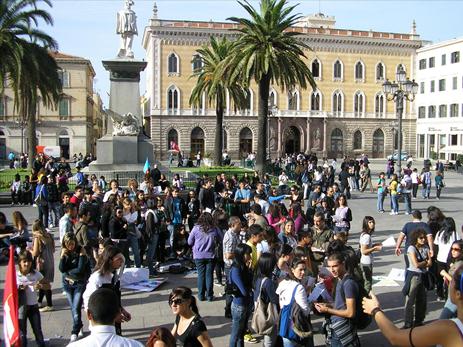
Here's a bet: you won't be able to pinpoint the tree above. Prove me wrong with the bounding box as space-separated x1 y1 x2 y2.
227 0 316 174
0 0 61 167
190 36 247 166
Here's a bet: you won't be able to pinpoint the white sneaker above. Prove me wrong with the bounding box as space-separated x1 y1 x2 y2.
70 334 78 342
78 329 84 338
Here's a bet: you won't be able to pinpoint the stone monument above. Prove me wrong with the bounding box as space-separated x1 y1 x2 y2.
87 0 153 172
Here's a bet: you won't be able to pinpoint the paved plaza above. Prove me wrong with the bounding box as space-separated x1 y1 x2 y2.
1 161 462 346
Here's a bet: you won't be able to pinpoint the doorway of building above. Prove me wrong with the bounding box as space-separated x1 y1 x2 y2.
190 127 205 157
372 129 384 158
284 126 301 154
239 127 253 158
330 128 343 159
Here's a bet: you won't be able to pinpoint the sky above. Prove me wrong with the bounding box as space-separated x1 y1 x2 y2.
44 0 463 106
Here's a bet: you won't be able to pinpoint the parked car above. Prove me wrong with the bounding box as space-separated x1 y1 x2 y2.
387 151 408 161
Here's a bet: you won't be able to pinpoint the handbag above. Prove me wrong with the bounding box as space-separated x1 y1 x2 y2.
34 185 48 206
251 278 278 335
413 245 435 291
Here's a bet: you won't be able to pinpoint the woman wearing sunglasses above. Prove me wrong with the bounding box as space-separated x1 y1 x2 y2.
440 240 463 319
169 286 213 347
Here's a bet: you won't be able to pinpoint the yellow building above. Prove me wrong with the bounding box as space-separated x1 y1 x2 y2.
0 52 104 160
142 11 423 160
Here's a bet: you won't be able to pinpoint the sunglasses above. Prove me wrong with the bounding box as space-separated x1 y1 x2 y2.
168 298 185 306
452 247 461 251
418 237 426 240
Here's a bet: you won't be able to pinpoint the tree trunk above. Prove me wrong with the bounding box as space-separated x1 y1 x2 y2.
214 94 224 167
255 73 271 176
26 99 37 170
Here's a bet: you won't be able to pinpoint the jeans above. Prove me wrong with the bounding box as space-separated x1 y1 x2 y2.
195 258 215 300
436 186 442 199
377 192 385 211
224 265 232 317
37 204 49 229
146 233 160 275
421 184 431 198
127 232 141 268
403 193 412 214
48 201 61 226
230 302 251 347
63 281 86 334
404 274 427 327
282 336 313 347
362 264 373 293
390 194 399 213
263 328 278 347
412 183 418 198
440 297 457 319
19 304 45 347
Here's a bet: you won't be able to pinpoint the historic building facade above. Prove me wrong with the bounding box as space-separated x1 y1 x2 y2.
415 37 463 161
0 52 104 160
142 9 423 160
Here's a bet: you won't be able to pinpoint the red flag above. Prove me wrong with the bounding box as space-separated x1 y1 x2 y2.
3 245 20 346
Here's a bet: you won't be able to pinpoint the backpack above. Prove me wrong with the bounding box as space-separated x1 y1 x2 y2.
339 275 372 330
251 278 278 335
279 284 313 342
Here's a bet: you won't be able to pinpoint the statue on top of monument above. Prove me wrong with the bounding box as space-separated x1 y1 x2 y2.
116 0 138 58
105 109 140 136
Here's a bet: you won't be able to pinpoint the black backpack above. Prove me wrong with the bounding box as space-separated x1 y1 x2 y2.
339 275 372 330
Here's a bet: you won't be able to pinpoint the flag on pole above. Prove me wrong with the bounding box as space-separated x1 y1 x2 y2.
143 157 150 174
3 245 20 346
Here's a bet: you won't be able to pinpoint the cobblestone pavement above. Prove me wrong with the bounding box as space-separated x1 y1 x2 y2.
1 162 462 346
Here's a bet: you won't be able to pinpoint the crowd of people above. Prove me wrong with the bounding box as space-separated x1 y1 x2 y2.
2 152 463 347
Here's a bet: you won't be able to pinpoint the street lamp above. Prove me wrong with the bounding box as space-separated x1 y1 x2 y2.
382 65 418 176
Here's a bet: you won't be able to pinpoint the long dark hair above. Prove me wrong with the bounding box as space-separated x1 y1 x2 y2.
146 327 176 347
94 245 123 275
257 252 277 279
169 286 200 316
362 216 375 234
447 240 463 266
197 212 215 233
439 217 457 243
233 243 252 271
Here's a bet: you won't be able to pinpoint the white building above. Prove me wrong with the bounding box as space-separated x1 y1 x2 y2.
415 37 463 161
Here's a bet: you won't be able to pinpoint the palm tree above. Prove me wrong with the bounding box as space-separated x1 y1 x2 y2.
1 0 61 166
190 36 247 166
227 0 316 174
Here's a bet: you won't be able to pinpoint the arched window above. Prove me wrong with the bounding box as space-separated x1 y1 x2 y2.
333 60 343 80
353 130 362 150
269 90 277 108
192 54 202 72
312 59 321 79
376 62 385 81
355 61 364 81
396 63 405 75
375 93 385 117
354 91 364 116
310 91 321 111
288 90 298 111
168 53 179 74
168 129 179 150
167 86 179 114
332 90 343 116
0 97 5 118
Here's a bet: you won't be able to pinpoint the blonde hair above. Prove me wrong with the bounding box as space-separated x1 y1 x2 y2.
32 219 45 235
62 232 77 250
12 211 27 228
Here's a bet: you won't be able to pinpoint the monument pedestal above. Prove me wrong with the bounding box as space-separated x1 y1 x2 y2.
86 58 154 175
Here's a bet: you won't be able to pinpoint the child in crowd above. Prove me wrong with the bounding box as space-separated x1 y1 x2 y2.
17 250 46 347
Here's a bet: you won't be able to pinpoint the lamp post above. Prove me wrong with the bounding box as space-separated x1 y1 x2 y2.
382 66 418 177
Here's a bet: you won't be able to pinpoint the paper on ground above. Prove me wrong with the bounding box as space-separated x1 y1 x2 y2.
121 278 167 292
372 275 399 287
382 236 396 247
387 268 406 282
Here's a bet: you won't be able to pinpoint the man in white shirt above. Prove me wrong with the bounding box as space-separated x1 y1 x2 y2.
68 288 142 347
